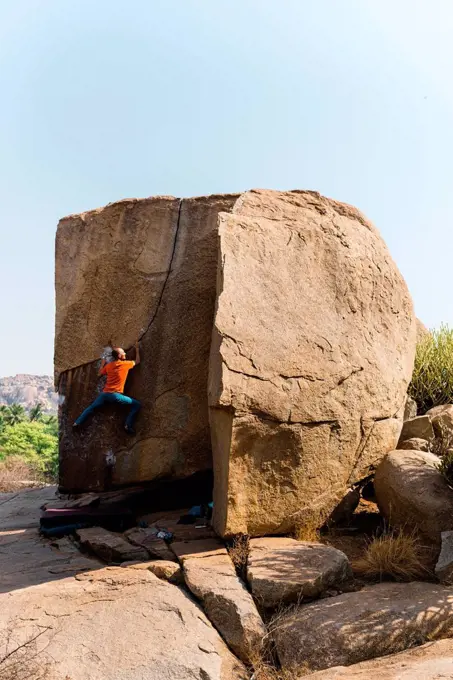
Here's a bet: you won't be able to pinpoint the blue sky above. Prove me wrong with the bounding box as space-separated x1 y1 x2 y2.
1 0 452 376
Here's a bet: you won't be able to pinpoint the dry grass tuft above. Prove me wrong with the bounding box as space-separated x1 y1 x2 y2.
0 456 45 493
353 529 430 581
227 534 250 580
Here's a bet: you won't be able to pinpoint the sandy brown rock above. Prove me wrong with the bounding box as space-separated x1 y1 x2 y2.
122 559 183 583
397 415 434 446
182 551 266 663
274 581 453 673
307 639 453 679
427 404 453 438
0 567 246 680
171 538 228 561
435 531 453 584
56 194 238 492
398 437 429 451
209 189 416 536
374 450 453 543
403 395 417 421
76 527 149 563
247 537 352 608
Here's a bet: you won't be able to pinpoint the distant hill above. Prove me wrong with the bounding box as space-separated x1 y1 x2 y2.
0 375 58 414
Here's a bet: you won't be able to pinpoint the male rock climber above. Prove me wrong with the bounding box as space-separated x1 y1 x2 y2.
73 342 141 435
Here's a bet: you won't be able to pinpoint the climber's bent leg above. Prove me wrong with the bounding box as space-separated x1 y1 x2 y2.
74 394 108 426
107 392 141 431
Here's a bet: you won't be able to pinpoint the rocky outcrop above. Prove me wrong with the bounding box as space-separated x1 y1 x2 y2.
173 539 266 663
0 374 58 413
56 190 416 537
273 582 453 673
374 450 453 543
209 190 415 535
246 537 352 608
307 639 453 679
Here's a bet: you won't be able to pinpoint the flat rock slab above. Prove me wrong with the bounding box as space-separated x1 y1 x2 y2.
247 537 352 608
171 538 228 561
0 567 246 680
0 486 57 530
0 488 98 594
308 638 453 679
181 543 266 663
76 527 149 563
274 581 453 673
124 527 176 561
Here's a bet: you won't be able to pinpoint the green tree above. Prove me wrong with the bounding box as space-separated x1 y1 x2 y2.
3 404 26 426
29 402 44 422
0 421 58 477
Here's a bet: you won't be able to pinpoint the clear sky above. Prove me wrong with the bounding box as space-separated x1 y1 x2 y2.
1 0 452 377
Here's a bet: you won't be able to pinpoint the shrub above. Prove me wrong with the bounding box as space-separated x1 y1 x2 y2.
0 421 58 479
353 529 430 581
409 324 453 413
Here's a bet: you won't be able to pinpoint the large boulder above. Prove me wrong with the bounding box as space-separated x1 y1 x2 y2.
426 404 453 438
0 567 246 680
397 415 434 447
56 194 239 492
246 537 352 608
374 450 453 543
273 582 453 673
307 639 453 679
209 190 416 536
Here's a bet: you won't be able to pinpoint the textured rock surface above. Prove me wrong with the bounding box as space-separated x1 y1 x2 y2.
0 566 246 680
427 404 453 437
307 639 453 679
76 527 149 563
274 582 453 673
398 437 429 451
209 190 415 536
181 546 266 663
435 531 453 584
121 559 183 583
247 537 352 608
56 194 238 491
397 415 434 447
374 450 453 543
403 395 417 421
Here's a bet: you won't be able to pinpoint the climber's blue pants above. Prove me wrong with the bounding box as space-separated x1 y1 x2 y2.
74 392 141 429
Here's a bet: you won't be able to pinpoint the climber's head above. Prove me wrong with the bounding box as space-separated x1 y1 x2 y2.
112 347 126 361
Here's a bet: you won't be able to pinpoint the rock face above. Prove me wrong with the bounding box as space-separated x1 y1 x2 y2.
435 531 453 584
209 190 415 536
56 190 416 537
247 537 352 608
0 567 246 680
273 582 453 673
374 450 453 543
56 194 239 492
308 639 453 679
397 415 434 447
173 539 266 663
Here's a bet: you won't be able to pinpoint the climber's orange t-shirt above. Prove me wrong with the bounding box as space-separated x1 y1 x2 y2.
100 360 135 394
